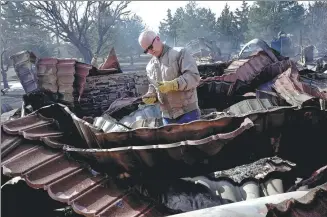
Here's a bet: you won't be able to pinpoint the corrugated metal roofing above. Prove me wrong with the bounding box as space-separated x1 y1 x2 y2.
1 128 168 217
3 49 327 217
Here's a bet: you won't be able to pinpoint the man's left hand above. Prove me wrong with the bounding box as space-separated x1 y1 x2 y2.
157 79 178 94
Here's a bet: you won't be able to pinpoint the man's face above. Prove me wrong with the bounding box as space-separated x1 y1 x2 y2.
140 36 162 57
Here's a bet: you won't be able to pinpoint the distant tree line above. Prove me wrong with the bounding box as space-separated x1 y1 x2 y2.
159 1 327 55
1 1 327 65
0 1 145 64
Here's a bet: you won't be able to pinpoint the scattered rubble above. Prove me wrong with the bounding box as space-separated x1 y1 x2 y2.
2 43 327 217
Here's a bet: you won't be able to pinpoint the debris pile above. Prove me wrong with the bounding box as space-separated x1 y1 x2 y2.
2 42 327 217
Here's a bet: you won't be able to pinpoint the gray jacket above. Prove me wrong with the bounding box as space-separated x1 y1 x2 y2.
145 44 200 119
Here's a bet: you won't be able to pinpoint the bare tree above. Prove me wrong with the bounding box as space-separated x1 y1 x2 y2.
28 1 130 63
0 1 9 6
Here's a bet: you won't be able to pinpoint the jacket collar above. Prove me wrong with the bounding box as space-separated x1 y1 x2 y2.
159 43 170 59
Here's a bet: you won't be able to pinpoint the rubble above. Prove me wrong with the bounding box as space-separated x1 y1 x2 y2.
2 44 327 217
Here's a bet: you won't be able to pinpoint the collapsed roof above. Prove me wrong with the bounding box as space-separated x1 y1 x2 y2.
2 45 327 217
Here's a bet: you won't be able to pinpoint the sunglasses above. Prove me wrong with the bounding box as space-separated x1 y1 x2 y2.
143 37 156 54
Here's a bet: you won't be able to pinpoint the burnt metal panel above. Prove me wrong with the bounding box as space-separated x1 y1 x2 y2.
94 116 252 148
93 114 129 133
103 97 143 120
202 51 274 83
1 101 292 177
272 61 320 107
300 75 327 100
64 117 254 176
129 118 163 129
197 61 231 79
1 136 168 217
98 47 121 72
119 104 161 127
266 183 327 217
10 50 39 93
197 80 241 110
224 98 280 116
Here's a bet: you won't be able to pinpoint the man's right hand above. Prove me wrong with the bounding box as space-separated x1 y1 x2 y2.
142 96 157 104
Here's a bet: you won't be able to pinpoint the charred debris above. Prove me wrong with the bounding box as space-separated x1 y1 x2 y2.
1 42 327 217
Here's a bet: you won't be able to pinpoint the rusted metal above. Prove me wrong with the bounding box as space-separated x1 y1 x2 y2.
1 141 167 217
202 51 274 83
3 47 327 217
99 47 121 72
272 61 321 107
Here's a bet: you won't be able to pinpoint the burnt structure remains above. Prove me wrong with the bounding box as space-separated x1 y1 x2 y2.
1 45 327 217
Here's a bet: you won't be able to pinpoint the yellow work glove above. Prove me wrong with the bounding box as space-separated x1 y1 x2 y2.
142 96 157 104
157 79 179 94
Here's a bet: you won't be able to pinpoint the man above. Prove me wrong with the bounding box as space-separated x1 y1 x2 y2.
138 30 201 125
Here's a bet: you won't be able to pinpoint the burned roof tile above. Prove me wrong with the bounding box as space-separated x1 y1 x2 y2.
41 135 68 149
1 126 23 158
47 169 107 204
2 113 55 135
4 104 88 149
202 51 274 83
56 59 77 104
22 122 64 140
266 183 327 217
272 61 322 107
300 76 327 100
70 178 127 216
24 155 82 189
1 142 39 166
1 131 169 217
36 58 59 93
96 192 152 217
10 50 38 93
2 146 62 176
99 47 121 71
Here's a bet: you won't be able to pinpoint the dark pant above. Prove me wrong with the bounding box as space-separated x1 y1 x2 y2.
162 109 200 125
